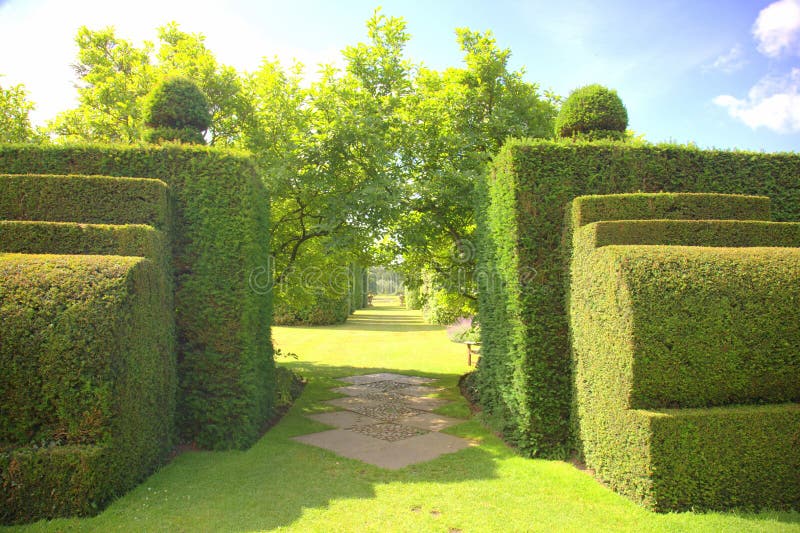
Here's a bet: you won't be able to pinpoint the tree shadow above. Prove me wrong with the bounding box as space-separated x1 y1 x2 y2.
18 363 799 532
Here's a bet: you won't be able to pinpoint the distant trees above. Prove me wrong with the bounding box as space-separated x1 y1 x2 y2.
0 80 43 143
35 14 560 323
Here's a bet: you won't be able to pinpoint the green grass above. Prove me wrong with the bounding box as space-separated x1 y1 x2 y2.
4 295 798 532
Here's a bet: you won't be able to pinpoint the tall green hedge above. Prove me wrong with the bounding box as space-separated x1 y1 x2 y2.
0 144 274 450
0 254 173 522
570 242 800 511
0 174 169 228
0 221 167 262
273 291 350 326
476 139 800 457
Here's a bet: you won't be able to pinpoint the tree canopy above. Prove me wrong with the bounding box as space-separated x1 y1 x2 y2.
9 13 563 322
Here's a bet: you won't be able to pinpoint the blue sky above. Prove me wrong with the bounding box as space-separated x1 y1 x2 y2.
1 0 798 152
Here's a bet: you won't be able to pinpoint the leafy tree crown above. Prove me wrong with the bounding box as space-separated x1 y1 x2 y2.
555 84 628 139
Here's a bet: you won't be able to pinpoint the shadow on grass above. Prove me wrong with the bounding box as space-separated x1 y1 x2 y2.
10 364 498 532
333 306 445 332
11 362 799 532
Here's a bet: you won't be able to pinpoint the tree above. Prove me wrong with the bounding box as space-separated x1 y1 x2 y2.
49 23 246 146
384 29 557 315
49 26 154 142
0 80 42 143
241 10 413 294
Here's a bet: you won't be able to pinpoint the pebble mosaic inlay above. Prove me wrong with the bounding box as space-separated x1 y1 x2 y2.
350 422 428 442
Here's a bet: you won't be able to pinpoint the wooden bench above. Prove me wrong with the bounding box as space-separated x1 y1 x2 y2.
464 341 480 366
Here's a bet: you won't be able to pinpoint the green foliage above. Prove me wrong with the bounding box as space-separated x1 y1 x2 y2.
0 144 274 451
0 221 167 260
476 139 800 458
386 28 557 307
404 285 424 310
349 264 368 312
555 84 628 139
0 174 169 228
576 245 800 409
49 24 244 146
144 76 211 131
0 254 174 522
571 192 770 226
273 291 350 326
0 81 43 143
144 76 211 145
569 194 800 511
422 288 476 325
145 126 205 145
647 404 800 512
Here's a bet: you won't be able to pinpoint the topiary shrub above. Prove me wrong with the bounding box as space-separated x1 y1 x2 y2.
0 144 274 452
0 253 174 522
476 139 800 458
144 77 211 145
555 84 628 139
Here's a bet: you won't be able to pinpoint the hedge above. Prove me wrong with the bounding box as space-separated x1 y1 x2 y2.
273 291 350 326
570 244 800 510
0 144 274 450
0 221 168 263
0 254 174 522
572 243 800 407
0 174 169 229
569 192 770 227
476 139 800 457
583 219 800 249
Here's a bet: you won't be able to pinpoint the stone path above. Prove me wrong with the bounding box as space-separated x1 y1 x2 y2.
293 373 471 469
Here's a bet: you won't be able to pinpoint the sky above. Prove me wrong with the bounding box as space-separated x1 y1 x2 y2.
0 0 799 152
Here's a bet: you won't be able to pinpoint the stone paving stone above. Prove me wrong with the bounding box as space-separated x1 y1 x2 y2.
396 384 445 398
350 422 427 441
394 411 464 431
306 411 382 429
294 373 471 469
351 432 472 470
358 380 416 392
340 373 436 385
398 396 450 411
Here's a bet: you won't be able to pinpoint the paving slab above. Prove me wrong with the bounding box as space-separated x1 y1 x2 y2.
394 411 464 431
397 396 450 411
339 373 436 385
294 373 472 469
306 411 382 429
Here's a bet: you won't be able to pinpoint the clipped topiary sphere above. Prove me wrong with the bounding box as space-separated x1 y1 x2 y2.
555 84 628 139
144 76 211 144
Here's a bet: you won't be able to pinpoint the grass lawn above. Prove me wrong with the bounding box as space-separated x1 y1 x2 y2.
5 296 799 532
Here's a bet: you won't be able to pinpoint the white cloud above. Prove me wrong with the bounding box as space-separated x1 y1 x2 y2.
709 44 746 73
713 68 800 133
753 0 800 57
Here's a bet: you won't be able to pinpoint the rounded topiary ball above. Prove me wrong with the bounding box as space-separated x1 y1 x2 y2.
144 76 210 144
555 84 628 139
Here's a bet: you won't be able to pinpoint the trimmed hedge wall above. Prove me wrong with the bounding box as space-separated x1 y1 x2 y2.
583 219 800 249
570 243 800 510
273 291 350 326
476 139 800 457
0 144 274 450
0 254 173 522
570 192 770 227
0 174 168 229
0 221 168 262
